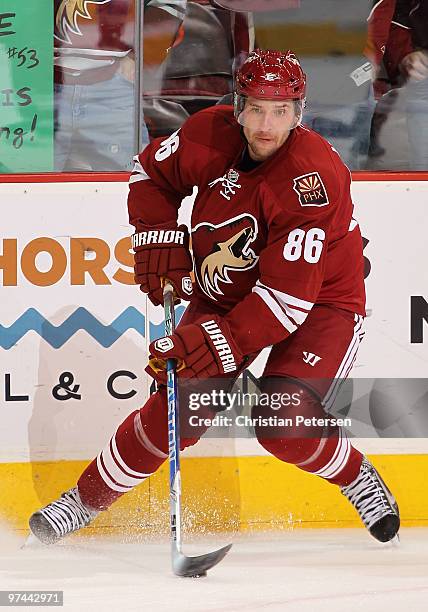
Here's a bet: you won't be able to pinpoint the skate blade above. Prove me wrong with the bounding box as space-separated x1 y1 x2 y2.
381 534 400 548
390 534 400 547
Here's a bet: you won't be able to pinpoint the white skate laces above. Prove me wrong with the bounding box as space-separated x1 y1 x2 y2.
341 458 399 541
30 487 98 543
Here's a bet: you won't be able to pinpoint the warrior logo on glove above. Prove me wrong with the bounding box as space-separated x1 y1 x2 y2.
192 214 259 301
181 277 193 296
132 223 193 306
147 317 243 382
154 338 175 353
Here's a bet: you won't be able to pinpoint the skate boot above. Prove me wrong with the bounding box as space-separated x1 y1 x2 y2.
29 487 99 544
341 458 400 542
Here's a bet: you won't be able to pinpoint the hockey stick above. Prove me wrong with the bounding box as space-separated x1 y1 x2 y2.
162 281 232 577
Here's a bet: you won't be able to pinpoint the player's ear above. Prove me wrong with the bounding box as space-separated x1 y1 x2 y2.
292 100 304 128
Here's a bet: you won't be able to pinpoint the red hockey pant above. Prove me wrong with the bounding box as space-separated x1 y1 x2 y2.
78 303 365 510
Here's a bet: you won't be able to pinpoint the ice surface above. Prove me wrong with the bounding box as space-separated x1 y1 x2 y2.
1 527 428 612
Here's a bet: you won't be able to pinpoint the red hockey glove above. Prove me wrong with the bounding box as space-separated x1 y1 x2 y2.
132 222 193 306
146 317 243 383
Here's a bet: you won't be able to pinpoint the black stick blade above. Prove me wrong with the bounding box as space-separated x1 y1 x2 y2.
172 543 232 577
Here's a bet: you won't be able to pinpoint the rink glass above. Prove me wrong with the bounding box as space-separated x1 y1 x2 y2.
1 1 426 173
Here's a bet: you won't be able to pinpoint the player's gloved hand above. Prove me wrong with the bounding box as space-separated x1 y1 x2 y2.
132 222 193 306
146 317 243 383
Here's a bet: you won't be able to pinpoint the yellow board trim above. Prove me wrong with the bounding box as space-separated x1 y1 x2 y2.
1 455 426 535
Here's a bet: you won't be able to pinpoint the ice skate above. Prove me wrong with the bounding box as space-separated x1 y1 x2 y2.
29 487 99 545
341 458 400 542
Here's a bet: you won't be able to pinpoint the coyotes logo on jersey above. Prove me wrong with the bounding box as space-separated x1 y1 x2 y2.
292 172 329 207
55 0 110 44
192 214 259 301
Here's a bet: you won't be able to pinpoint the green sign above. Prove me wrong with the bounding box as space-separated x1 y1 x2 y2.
0 1 53 173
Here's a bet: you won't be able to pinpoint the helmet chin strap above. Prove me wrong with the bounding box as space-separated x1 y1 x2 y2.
239 124 248 143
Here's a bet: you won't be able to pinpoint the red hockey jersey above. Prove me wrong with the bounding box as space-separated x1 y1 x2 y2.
128 105 366 356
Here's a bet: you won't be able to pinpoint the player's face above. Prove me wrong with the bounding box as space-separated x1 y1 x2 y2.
241 97 299 162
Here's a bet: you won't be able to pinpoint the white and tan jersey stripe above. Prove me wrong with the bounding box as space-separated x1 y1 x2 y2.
253 280 314 334
311 428 351 480
367 0 386 21
134 412 167 459
97 434 153 493
322 313 365 413
129 155 151 184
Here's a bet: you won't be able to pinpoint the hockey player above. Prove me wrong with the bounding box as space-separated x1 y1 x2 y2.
29 49 399 545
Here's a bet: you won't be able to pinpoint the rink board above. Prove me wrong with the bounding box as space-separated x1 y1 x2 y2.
1 175 428 530
0 454 427 534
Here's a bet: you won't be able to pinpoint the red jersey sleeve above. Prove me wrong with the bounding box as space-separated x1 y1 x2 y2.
365 0 397 66
365 0 414 86
128 106 241 229
127 128 195 228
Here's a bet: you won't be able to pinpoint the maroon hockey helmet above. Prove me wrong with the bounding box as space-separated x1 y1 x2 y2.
236 49 306 101
234 49 307 126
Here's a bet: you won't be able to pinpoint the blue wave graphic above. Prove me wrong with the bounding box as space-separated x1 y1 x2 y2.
0 306 185 349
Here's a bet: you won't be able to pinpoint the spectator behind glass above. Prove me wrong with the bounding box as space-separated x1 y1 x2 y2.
143 0 252 138
364 0 407 165
54 0 185 172
401 0 428 170
366 0 428 170
194 1 375 170
249 0 376 170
